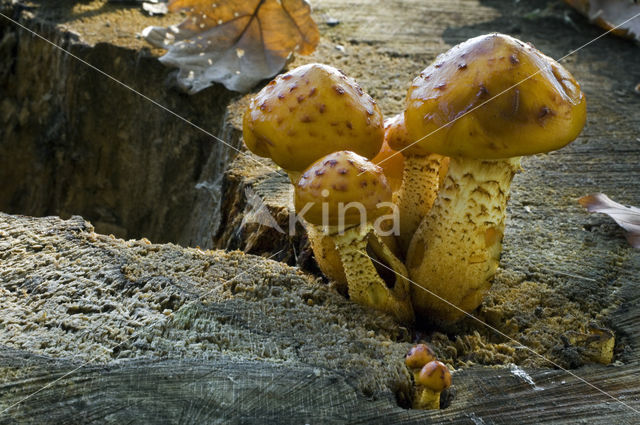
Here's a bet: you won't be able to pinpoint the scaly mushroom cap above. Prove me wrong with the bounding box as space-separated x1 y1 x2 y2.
372 114 406 192
405 344 436 369
295 151 392 226
243 63 384 171
417 361 452 392
403 33 586 158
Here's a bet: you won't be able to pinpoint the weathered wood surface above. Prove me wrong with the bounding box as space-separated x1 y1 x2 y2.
0 0 242 248
1 0 640 423
2 347 640 424
1 214 639 424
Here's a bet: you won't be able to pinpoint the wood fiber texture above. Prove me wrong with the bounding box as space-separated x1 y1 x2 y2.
1 0 639 423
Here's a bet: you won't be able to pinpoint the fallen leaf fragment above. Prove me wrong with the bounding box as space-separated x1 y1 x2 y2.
579 193 640 248
564 0 640 43
142 1 169 16
143 0 319 93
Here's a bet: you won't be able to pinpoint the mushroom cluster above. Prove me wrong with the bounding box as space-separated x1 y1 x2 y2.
242 33 586 337
405 343 452 409
243 62 413 322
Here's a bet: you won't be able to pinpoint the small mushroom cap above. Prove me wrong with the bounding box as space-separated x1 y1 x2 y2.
372 114 406 192
405 344 436 369
384 113 410 152
295 151 392 226
417 361 452 392
243 63 384 171
403 33 586 158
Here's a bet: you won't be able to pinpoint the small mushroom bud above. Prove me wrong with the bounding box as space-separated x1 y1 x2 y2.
295 151 414 322
404 33 587 321
385 113 447 253
243 63 384 182
405 343 436 369
414 361 452 409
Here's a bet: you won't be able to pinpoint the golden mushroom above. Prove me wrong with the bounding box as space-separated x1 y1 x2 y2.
404 344 451 410
405 343 436 369
242 64 386 289
295 151 414 322
405 33 587 321
414 361 452 409
243 63 384 182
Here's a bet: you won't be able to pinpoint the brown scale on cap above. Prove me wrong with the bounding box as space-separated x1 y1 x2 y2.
295 151 392 226
243 63 384 172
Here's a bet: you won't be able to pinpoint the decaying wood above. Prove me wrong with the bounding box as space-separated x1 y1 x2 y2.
1 0 640 423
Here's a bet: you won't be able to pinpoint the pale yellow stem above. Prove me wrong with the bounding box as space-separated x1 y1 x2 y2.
413 387 441 410
331 223 414 323
395 154 444 255
407 156 521 322
306 224 348 292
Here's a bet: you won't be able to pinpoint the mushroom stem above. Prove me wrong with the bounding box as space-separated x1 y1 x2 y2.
286 170 303 184
330 223 414 323
407 156 521 321
306 224 348 292
307 222 404 295
395 153 445 253
413 387 441 410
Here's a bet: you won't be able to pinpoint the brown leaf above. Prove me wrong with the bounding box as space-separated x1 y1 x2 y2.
579 193 640 248
143 0 319 93
564 0 640 43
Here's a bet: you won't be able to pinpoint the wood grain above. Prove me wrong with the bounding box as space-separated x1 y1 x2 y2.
1 0 639 423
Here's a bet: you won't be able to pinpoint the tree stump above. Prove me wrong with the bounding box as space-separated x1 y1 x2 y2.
1 0 639 423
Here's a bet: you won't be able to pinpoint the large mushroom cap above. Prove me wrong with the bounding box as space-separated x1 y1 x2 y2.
243 63 384 171
295 151 392 226
403 33 587 158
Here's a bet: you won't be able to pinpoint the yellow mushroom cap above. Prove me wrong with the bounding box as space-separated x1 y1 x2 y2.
371 114 406 192
405 344 436 369
417 361 452 392
403 33 587 158
384 113 410 152
243 63 384 171
294 151 392 226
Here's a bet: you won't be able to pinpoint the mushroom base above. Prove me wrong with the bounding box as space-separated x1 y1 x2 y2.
323 223 415 323
306 224 404 295
394 153 445 255
413 387 441 410
407 156 521 322
307 224 348 292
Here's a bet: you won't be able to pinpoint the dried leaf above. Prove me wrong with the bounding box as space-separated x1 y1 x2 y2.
142 2 169 16
579 193 640 248
564 0 640 43
142 0 319 93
